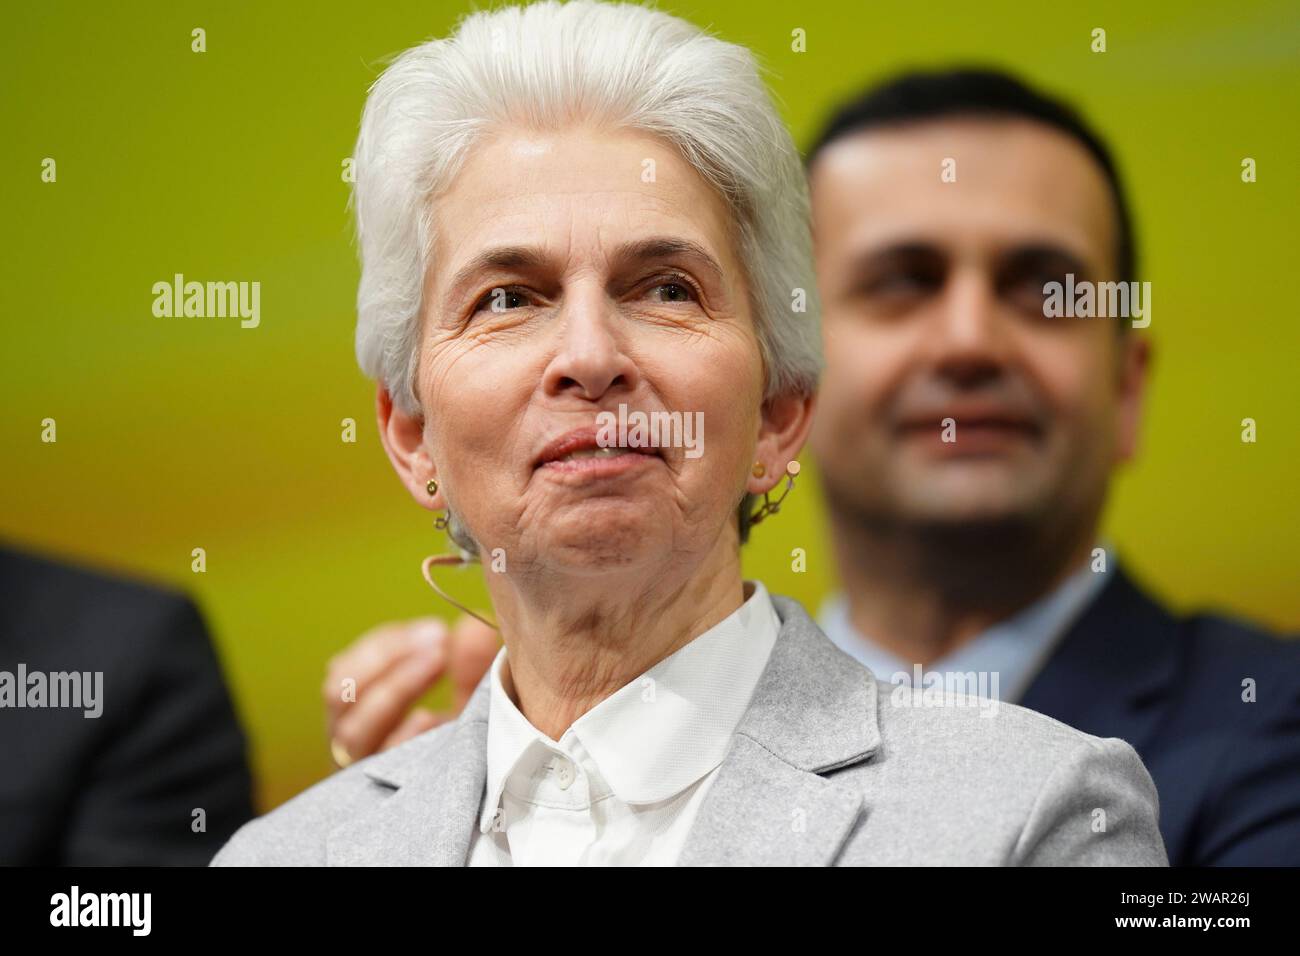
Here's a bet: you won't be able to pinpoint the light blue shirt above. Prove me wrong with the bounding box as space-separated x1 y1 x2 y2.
818 548 1113 703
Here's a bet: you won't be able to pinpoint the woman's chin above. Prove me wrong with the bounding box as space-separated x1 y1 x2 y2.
535 507 669 573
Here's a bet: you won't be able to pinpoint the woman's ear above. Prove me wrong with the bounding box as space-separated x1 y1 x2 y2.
375 385 444 511
749 391 817 494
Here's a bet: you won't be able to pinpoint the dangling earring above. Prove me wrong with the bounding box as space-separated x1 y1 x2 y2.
748 460 800 526
426 478 449 530
419 476 496 629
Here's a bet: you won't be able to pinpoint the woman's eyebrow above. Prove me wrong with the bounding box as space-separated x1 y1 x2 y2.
613 237 725 283
445 237 726 299
446 245 550 299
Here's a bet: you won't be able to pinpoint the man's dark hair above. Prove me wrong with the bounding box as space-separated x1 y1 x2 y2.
806 67 1136 287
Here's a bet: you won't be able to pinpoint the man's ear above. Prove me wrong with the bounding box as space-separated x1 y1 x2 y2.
375 385 444 511
749 391 817 494
1115 332 1152 464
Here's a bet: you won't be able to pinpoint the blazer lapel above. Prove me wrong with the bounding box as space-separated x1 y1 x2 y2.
678 596 880 866
324 595 884 866
1018 566 1178 755
326 682 491 866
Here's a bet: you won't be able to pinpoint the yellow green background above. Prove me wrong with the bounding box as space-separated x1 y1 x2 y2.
3 0 1296 810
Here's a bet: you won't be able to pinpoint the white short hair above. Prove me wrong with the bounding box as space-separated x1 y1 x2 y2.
351 0 822 417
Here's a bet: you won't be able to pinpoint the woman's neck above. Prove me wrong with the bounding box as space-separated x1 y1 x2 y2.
487 535 747 739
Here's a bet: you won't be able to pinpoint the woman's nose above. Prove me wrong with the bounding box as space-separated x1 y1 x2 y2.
542 287 640 401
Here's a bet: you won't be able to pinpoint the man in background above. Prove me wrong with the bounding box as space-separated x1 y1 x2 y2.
321 69 1300 866
1 543 255 864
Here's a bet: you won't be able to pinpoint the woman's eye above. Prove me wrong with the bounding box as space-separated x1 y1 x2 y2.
648 280 695 303
474 288 529 314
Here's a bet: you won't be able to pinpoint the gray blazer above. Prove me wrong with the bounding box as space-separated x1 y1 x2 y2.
212 594 1167 866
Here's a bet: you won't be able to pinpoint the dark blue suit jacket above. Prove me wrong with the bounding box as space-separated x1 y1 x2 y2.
0 544 256 864
1019 567 1300 866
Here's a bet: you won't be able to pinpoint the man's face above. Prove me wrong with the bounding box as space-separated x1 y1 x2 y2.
808 117 1148 535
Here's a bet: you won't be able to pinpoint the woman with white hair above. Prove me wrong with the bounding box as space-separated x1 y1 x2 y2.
214 0 1165 866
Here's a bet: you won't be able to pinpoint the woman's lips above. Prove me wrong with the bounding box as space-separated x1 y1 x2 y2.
533 425 664 480
537 446 660 479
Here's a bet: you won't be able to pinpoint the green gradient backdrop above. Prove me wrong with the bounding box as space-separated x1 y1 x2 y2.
3 1 1297 809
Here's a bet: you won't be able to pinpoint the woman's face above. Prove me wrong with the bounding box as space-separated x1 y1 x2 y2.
404 126 767 575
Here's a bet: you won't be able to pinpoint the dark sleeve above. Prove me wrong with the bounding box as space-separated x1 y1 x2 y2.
60 595 256 865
